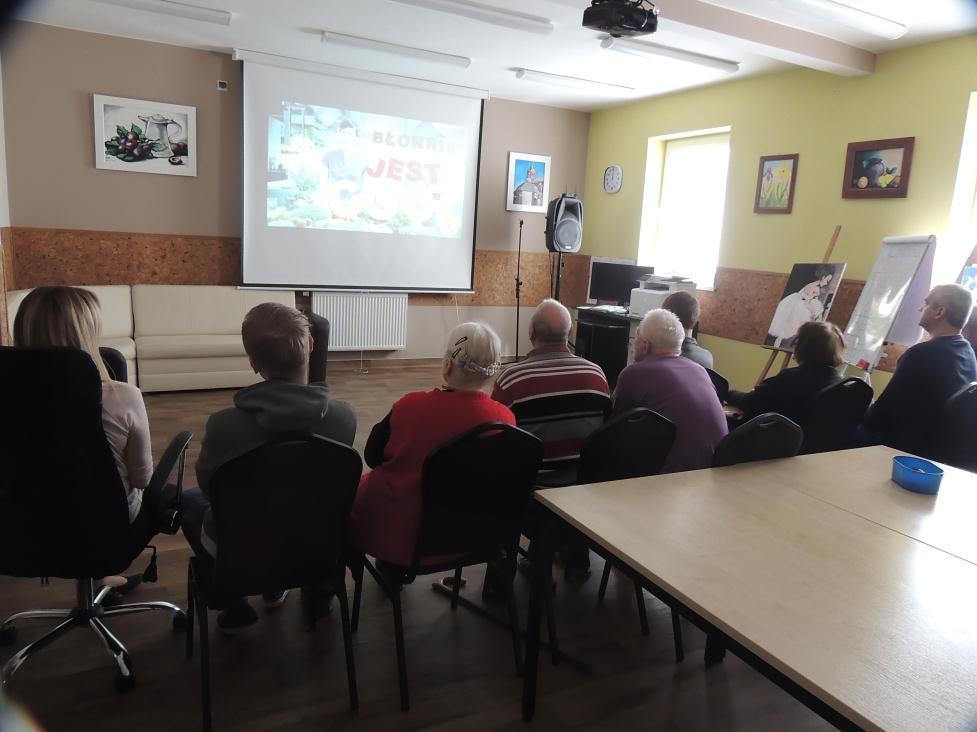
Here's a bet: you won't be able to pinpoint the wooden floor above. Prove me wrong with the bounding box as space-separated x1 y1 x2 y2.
0 364 831 731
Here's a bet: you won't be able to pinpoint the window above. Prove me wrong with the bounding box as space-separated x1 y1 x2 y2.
637 130 731 289
939 91 977 285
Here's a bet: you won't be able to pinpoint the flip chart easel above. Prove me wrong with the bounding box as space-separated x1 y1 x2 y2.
842 234 936 381
755 225 842 386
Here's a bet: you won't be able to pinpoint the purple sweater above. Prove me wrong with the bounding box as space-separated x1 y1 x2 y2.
612 355 728 473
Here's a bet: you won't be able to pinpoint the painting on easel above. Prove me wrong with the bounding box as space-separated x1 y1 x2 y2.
765 263 847 349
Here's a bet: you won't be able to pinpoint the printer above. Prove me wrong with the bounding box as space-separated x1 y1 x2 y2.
629 275 696 318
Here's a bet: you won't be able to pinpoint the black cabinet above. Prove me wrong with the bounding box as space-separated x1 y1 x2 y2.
574 309 631 388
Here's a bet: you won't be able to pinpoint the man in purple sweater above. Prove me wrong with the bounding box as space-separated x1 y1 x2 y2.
613 309 728 472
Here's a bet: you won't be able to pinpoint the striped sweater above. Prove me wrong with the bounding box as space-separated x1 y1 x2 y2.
492 350 611 463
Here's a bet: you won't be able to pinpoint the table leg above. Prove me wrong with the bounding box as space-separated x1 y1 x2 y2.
522 507 555 721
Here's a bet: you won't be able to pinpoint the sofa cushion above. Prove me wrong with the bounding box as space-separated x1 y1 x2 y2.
137 355 253 374
6 285 133 341
132 285 295 337
100 337 136 361
135 334 246 360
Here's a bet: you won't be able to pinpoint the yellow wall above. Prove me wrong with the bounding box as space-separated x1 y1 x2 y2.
583 35 977 389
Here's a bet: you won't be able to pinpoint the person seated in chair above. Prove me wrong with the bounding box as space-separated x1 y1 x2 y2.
726 321 844 424
181 302 357 634
858 284 977 456
612 309 727 473
662 290 714 370
351 322 514 571
492 299 610 581
13 286 173 589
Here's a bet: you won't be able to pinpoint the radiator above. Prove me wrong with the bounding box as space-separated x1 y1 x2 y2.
311 292 408 351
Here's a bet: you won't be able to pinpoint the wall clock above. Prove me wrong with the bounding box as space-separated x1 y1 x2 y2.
603 164 623 194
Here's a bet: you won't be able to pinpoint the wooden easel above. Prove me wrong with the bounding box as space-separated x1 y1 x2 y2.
755 225 842 386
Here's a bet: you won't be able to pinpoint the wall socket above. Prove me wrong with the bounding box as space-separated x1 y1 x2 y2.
217 80 228 91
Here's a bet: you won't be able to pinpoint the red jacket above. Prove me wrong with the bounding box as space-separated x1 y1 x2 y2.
350 388 515 565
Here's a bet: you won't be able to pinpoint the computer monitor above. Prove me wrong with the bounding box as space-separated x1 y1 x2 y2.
587 259 655 305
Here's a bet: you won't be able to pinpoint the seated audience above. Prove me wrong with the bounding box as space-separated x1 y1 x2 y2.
492 299 610 464
351 322 513 567
963 307 977 355
613 309 728 472
726 321 844 424
181 302 357 633
859 284 977 455
492 299 610 581
13 286 173 582
662 290 714 370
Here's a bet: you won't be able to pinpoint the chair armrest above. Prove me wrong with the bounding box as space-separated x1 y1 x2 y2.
147 431 193 495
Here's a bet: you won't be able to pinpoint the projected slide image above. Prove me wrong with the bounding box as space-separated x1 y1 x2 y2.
267 103 467 237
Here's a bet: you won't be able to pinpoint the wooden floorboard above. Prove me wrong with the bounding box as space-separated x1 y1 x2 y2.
0 364 831 731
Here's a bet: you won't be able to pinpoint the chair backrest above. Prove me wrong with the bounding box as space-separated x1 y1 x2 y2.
705 368 729 403
0 347 130 578
208 434 362 603
509 390 611 465
412 423 542 568
577 408 676 484
932 382 977 472
800 377 873 454
712 412 803 467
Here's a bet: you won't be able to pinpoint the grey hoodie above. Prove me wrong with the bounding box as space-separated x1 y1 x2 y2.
195 379 357 493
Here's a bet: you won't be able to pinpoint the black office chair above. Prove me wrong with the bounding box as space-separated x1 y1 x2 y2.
705 368 730 403
185 434 362 731
932 382 977 472
799 377 873 454
712 412 804 468
0 347 190 691
98 345 128 383
703 412 802 666
307 312 330 384
351 422 542 711
511 391 612 478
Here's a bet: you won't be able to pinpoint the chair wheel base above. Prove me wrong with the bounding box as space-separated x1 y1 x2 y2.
0 626 16 646
114 671 135 693
172 611 187 631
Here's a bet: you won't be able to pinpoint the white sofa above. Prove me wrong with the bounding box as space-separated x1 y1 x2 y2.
132 285 295 392
6 285 137 384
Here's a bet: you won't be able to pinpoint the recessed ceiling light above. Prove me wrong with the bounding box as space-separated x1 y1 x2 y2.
91 0 232 26
320 30 472 68
786 0 907 40
386 0 554 35
515 68 635 93
600 36 740 74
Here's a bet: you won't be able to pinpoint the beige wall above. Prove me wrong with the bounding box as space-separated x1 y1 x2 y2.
2 21 242 237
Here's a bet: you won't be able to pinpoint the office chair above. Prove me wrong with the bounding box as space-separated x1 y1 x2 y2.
351 422 542 711
185 434 362 731
931 382 977 472
705 368 730 403
0 347 190 692
307 312 330 384
799 377 873 454
98 345 128 383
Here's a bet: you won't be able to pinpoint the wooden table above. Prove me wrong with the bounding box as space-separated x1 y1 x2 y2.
521 447 977 731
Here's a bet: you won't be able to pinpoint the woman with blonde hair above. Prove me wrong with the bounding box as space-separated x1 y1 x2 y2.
14 287 166 563
350 321 515 566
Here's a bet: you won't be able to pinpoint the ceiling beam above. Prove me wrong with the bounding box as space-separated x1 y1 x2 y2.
655 0 876 76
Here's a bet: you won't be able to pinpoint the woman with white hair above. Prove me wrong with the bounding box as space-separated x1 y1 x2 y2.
350 321 515 566
613 309 727 472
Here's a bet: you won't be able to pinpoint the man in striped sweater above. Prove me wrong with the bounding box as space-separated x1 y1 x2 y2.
492 299 611 580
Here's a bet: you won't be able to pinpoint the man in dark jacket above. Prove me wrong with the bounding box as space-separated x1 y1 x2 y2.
182 302 356 633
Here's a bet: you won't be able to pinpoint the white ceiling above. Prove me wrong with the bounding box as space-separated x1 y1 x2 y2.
12 0 977 110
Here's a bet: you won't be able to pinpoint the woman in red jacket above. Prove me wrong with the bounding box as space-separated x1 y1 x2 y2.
351 322 514 566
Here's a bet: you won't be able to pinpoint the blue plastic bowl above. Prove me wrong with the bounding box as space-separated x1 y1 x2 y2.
891 456 944 494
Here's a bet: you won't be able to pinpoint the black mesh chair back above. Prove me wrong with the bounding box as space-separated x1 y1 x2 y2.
0 346 130 578
712 412 803 467
411 422 542 568
800 377 873 454
705 368 730 403
932 382 977 472
577 408 675 484
510 391 611 469
98 346 127 383
207 434 362 606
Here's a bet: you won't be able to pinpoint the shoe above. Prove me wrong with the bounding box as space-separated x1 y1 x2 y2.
517 557 557 596
217 603 259 635
100 573 143 607
262 590 290 608
300 584 334 628
563 562 592 583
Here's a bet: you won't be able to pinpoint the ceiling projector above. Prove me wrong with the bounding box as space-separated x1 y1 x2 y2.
582 0 659 37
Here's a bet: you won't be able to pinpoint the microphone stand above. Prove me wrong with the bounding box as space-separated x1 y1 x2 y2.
514 219 524 362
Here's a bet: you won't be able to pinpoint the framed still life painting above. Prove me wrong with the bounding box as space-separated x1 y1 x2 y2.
841 137 914 199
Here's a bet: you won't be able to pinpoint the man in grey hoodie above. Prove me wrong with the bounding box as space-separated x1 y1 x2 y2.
181 302 357 633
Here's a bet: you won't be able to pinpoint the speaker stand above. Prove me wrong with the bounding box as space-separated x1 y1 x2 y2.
553 251 565 302
514 219 524 362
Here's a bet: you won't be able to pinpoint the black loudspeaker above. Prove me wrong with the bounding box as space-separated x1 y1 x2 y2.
545 194 583 253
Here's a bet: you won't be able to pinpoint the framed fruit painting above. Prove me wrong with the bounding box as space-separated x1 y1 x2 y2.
93 94 196 177
841 137 913 199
